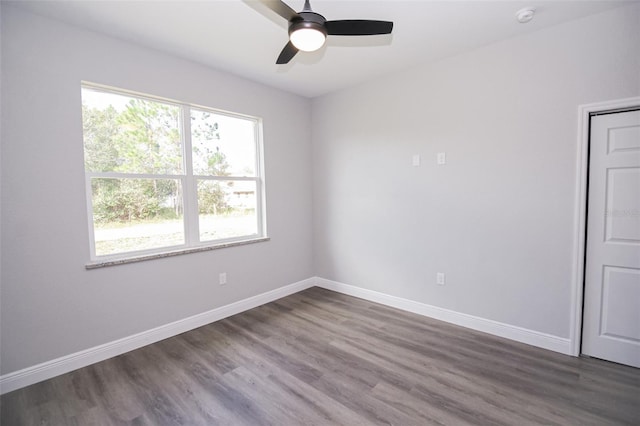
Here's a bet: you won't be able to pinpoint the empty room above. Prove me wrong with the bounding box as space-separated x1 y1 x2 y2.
1 0 639 424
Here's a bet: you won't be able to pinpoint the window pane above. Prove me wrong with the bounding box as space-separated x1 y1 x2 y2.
197 180 258 241
191 109 256 176
91 178 184 256
82 88 183 174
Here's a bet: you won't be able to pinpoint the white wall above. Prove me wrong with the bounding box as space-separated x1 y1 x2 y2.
312 5 640 339
0 6 313 374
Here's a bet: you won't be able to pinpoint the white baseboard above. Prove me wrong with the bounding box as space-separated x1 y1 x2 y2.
314 277 572 356
1 276 574 395
0 278 315 395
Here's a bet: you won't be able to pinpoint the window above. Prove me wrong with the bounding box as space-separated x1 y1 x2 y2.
81 83 265 263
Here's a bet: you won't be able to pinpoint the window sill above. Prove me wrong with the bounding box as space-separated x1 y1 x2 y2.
85 237 270 270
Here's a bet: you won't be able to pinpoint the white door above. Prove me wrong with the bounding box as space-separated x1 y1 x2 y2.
582 109 640 368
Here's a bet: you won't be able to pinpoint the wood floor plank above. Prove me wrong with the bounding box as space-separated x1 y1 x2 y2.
2 287 639 425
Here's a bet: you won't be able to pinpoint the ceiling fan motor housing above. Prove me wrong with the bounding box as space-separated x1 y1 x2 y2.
268 0 394 64
288 12 328 37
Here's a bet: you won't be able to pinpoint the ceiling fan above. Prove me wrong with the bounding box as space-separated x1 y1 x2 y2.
259 0 394 64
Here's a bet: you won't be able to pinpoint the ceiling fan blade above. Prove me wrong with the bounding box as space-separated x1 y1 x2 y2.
258 0 297 21
276 41 299 64
325 20 393 36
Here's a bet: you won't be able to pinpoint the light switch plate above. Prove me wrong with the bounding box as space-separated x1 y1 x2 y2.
437 152 446 165
412 154 420 166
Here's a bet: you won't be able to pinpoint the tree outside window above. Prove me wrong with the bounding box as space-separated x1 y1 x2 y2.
81 85 264 260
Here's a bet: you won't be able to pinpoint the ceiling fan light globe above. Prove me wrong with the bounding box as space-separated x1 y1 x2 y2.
290 28 326 52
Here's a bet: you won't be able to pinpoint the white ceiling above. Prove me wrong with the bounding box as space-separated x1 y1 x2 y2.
7 0 636 98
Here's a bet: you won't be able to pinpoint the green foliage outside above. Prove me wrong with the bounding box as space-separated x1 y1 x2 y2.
82 97 232 224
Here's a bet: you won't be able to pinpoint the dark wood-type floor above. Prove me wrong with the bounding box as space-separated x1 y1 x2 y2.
1 287 639 425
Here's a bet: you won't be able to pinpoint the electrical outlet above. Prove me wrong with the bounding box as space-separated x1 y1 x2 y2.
436 272 446 286
412 154 421 166
219 272 227 285
437 152 446 165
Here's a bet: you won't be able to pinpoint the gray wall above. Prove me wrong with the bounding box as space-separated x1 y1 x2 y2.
312 4 640 339
2 2 639 378
0 6 313 374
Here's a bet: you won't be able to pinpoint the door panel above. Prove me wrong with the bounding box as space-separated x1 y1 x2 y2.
607 125 640 153
582 109 640 368
601 266 640 342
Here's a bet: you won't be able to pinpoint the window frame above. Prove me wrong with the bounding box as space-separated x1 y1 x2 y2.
82 82 267 266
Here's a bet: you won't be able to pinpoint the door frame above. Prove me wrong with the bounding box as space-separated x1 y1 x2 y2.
570 96 640 357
